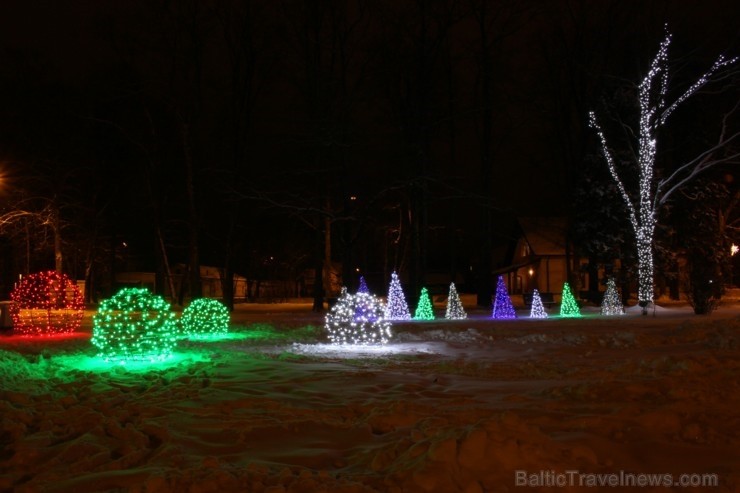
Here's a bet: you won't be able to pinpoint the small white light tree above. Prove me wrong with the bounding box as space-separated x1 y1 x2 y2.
589 28 739 313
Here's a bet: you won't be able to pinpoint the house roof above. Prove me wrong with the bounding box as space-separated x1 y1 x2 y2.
518 217 568 256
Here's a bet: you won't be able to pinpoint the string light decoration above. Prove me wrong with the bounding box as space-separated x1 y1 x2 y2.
492 275 516 319
414 287 435 320
600 277 624 316
325 287 392 345
180 298 230 339
589 27 737 313
384 271 411 321
529 289 548 319
357 276 370 294
559 282 582 318
10 271 85 336
445 282 467 320
91 288 178 363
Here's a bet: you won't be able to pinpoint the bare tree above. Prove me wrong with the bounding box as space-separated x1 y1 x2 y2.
589 28 739 313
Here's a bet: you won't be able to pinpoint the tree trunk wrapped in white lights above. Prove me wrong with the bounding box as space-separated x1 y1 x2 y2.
589 28 738 314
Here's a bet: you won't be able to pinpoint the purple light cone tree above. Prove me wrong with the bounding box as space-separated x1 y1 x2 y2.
357 276 370 294
492 275 516 319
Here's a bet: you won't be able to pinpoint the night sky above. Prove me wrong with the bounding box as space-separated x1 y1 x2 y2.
0 0 738 299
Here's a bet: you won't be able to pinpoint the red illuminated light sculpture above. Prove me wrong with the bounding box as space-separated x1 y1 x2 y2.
10 271 84 335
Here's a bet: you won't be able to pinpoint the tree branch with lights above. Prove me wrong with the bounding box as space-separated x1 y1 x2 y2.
589 28 738 313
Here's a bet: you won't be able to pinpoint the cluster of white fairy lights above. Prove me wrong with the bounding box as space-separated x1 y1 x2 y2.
601 277 624 316
445 282 467 320
384 271 411 321
589 27 737 308
325 288 392 345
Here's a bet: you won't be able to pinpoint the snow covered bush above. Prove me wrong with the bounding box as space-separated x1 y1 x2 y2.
326 288 393 345
91 288 178 363
180 298 230 338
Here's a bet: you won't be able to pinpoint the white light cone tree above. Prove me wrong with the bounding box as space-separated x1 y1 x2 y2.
589 28 739 314
445 282 467 320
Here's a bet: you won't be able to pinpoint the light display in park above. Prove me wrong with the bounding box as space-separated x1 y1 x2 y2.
91 288 178 363
445 282 467 320
589 29 737 312
326 287 392 345
384 271 411 320
492 275 516 319
559 282 582 318
10 271 84 336
414 287 435 320
529 289 548 319
180 298 230 338
600 277 624 316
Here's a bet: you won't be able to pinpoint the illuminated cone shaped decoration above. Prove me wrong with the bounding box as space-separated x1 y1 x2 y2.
384 271 411 320
181 298 230 338
492 275 516 319
414 287 435 320
559 282 582 317
357 276 370 294
10 270 84 335
326 287 392 345
92 288 178 363
445 282 467 320
529 289 548 319
601 277 624 316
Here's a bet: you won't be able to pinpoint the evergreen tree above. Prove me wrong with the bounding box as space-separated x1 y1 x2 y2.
560 282 582 317
445 282 467 320
492 275 516 319
414 287 435 320
529 288 548 319
384 271 411 320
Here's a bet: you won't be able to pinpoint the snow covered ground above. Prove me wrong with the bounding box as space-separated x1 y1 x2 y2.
1 301 739 492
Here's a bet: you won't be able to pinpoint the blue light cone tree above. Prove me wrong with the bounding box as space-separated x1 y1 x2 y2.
92 288 178 363
559 282 582 317
181 298 230 338
326 287 392 345
357 276 370 294
414 287 435 320
492 275 517 319
529 289 549 319
445 282 467 320
384 271 411 320
601 277 624 315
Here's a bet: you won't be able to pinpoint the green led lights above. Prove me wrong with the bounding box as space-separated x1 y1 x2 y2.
92 288 178 363
414 287 435 320
181 298 230 339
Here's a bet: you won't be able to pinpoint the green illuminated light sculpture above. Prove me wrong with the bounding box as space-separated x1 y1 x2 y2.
559 282 582 318
414 287 435 320
181 298 230 339
92 288 178 363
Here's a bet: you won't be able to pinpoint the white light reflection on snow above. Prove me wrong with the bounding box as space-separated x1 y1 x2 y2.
289 341 442 359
